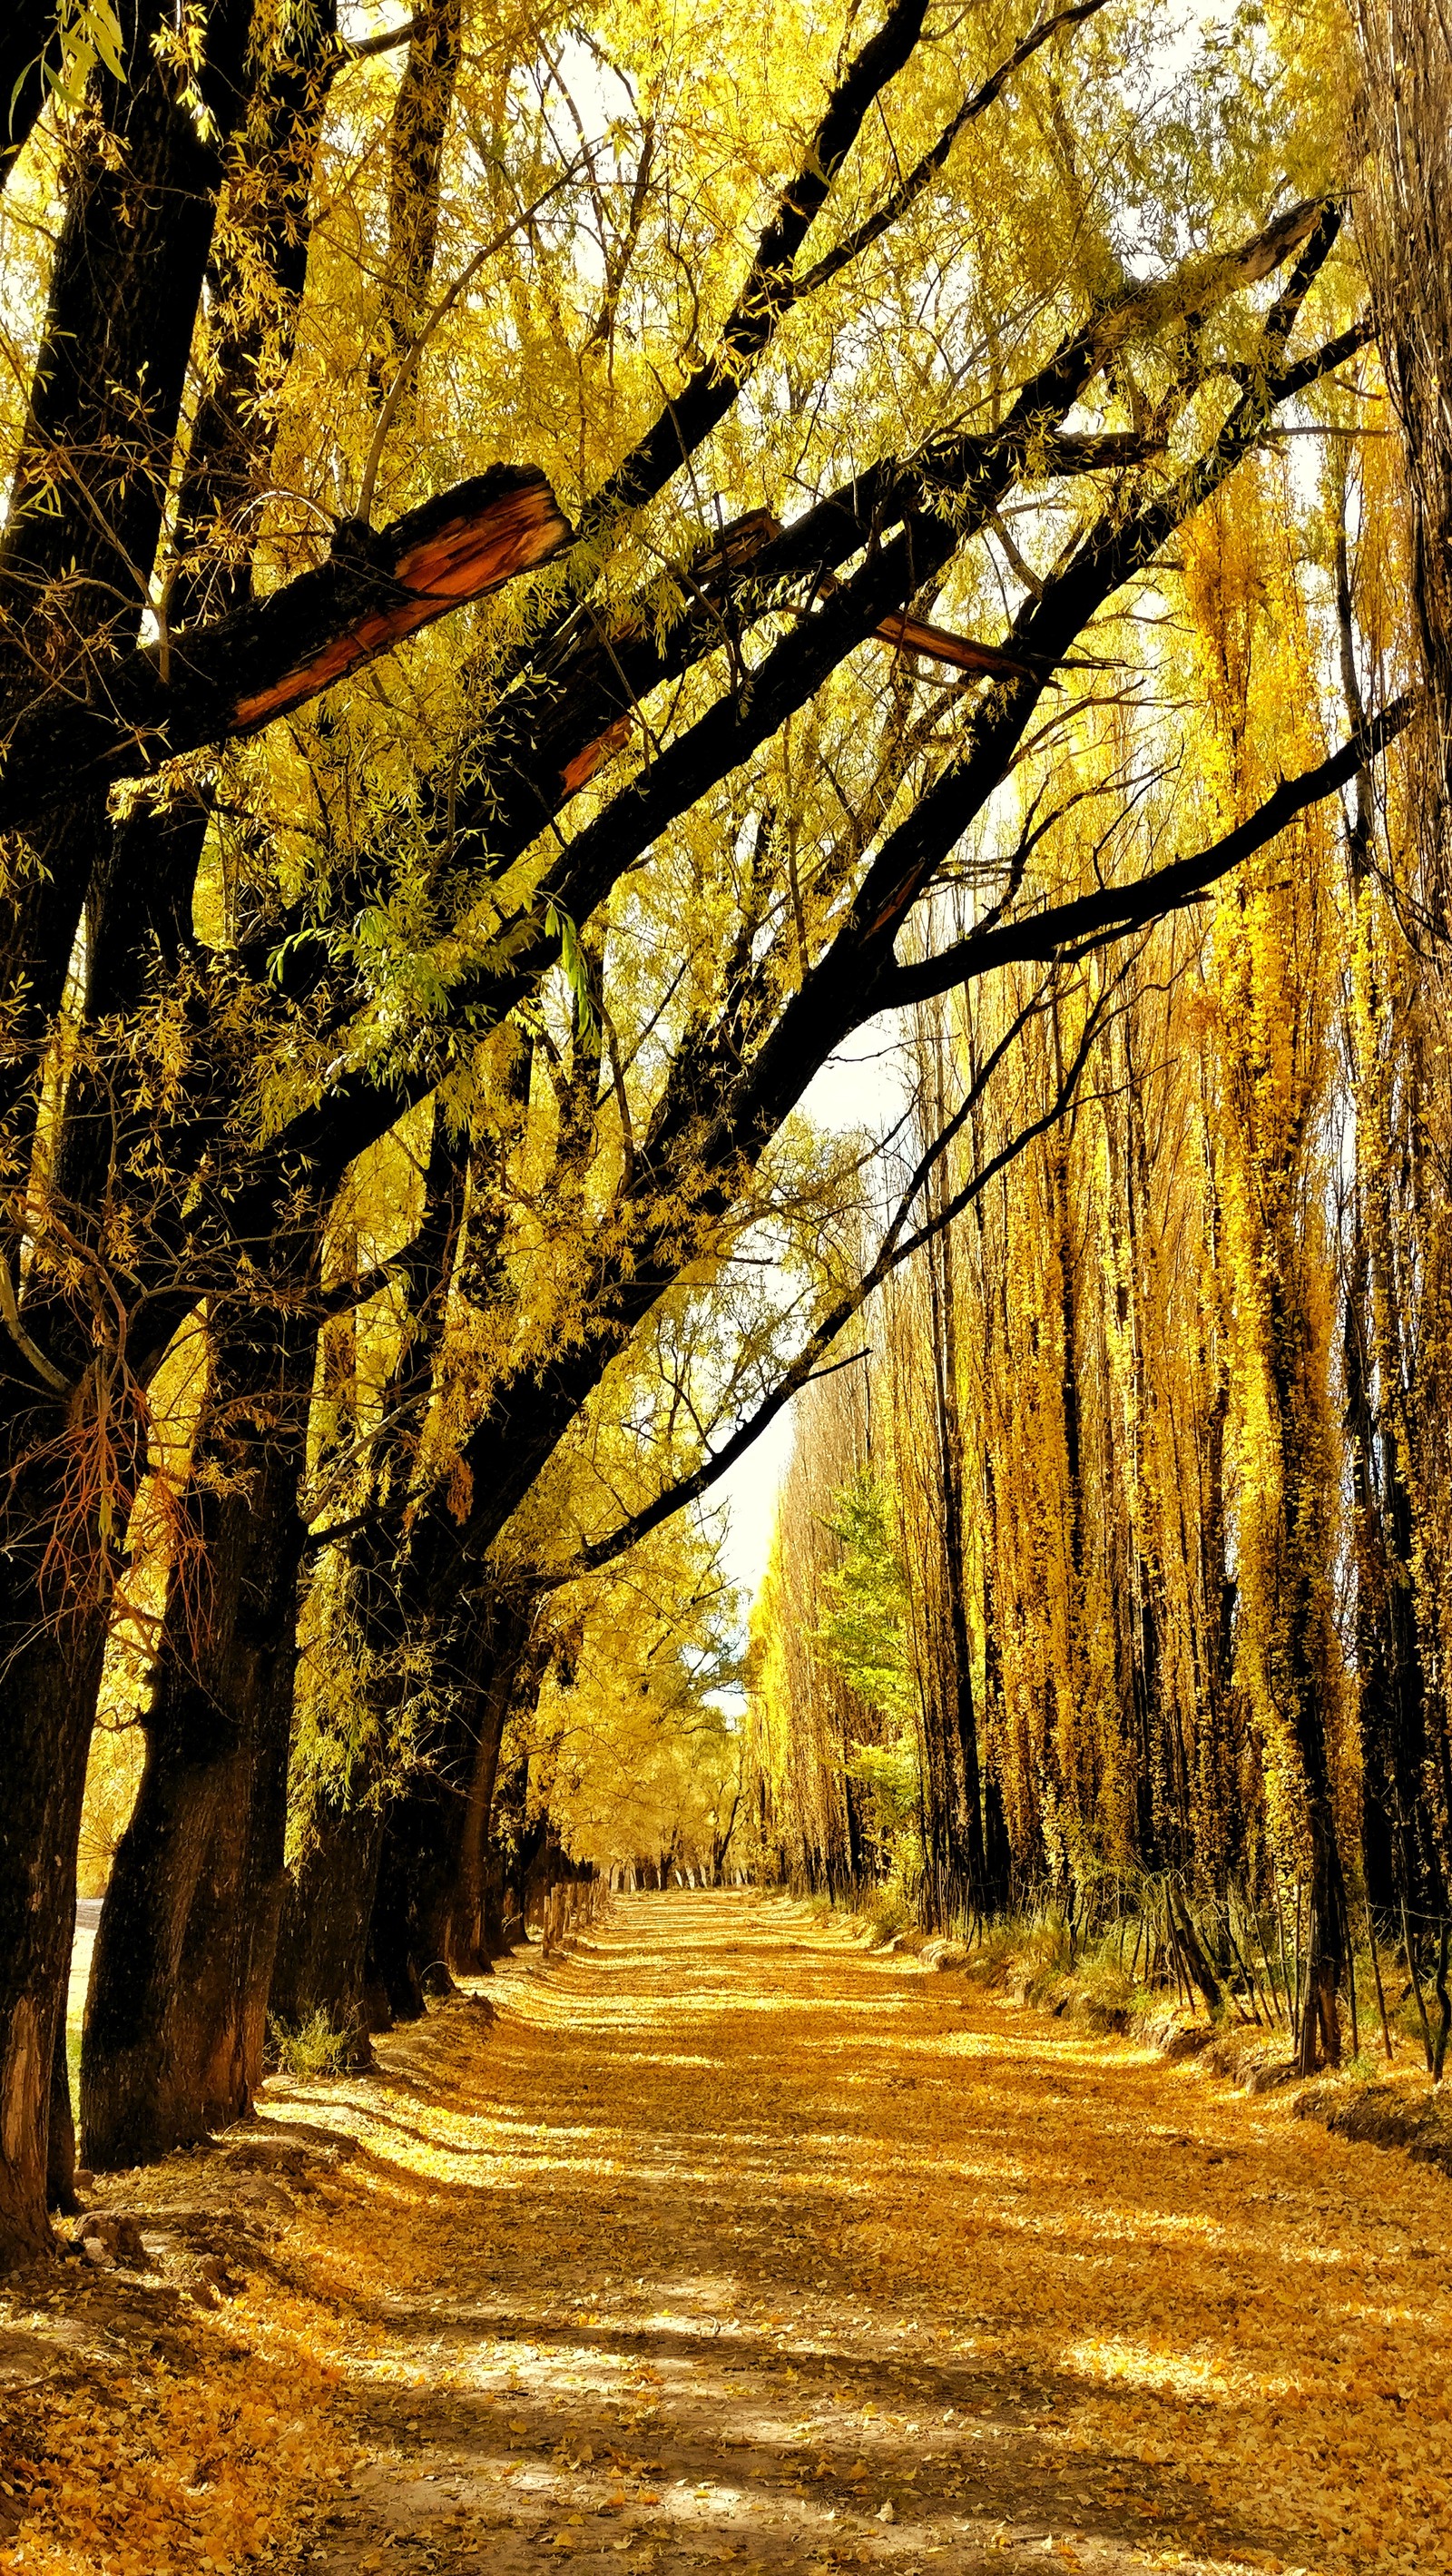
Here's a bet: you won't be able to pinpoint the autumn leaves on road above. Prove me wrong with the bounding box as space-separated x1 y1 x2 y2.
12 1894 1452 2576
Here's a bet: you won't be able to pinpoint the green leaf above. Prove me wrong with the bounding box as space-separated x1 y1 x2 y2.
545 899 599 1043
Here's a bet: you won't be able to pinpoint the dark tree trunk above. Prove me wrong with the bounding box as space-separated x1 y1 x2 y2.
82 1679 231 2163
373 0 464 392
487 1750 547 1948
168 1654 299 2136
931 1217 986 1903
0 3 340 2210
288 1057 538 2022
0 0 258 1102
1264 1272 1347 2071
0 1604 111 2258
451 1595 552 1969
982 1766 1012 1914
274 1105 475 2029
270 1797 391 2047
70 0 343 1022
0 0 256 653
1297 1809 1349 2076
0 0 313 2264
81 1312 311 2168
1345 1209 1404 1918
46 1953 81 2218
479 1847 516 1958
366 1800 440 2023
1334 516 1439 1932
364 1589 543 2004
364 1656 474 2026
450 1707 511 1976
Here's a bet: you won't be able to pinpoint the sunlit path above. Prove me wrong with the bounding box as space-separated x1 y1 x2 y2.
279 1893 1448 2576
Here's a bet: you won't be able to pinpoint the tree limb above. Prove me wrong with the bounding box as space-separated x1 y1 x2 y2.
878 695 1418 1008
550 978 1104 1580
0 465 571 836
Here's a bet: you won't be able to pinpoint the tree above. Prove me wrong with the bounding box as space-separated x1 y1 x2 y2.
0 0 1426 2255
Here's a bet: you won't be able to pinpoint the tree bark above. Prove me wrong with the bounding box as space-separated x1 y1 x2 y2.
372 0 463 393
926 1145 986 1902
0 0 256 654
0 0 258 1106
81 1310 311 2168
0 0 342 2215
1297 1816 1348 2076
451 1596 553 1969
364 1588 543 2003
46 1949 81 2218
270 1797 390 2046
0 1608 111 2259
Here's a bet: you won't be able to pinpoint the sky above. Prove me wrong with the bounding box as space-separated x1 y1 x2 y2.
711 1013 910 1617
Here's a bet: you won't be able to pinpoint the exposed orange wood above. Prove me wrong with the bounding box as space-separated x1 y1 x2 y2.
693 509 1035 681
560 715 632 796
544 506 1036 826
231 475 571 733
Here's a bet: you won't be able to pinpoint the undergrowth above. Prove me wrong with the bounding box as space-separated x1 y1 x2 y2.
267 2009 356 2079
809 1882 1447 2079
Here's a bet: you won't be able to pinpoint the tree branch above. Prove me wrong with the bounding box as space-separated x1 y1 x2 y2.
878 695 1418 1008
551 978 1104 1580
793 0 1114 303
0 1251 70 1394
345 15 419 59
0 465 571 835
585 0 932 529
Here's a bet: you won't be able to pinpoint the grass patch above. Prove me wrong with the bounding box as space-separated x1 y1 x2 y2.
798 1879 1441 2078
267 2009 356 2079
863 1879 913 1943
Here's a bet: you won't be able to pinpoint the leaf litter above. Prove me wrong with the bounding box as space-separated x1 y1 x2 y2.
3 1892 1448 2576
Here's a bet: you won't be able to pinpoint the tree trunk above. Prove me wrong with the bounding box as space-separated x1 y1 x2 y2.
0 0 257 1109
366 1796 440 2022
363 1588 544 2001
170 1676 298 2137
270 1798 390 2047
0 1606 111 2260
0 0 327 2251
81 1677 229 2165
909 1009 987 1910
1294 1803 1348 2075
451 1595 551 1969
81 1313 310 2169
450 1711 511 1975
47 1958 81 2219
274 1107 476 2026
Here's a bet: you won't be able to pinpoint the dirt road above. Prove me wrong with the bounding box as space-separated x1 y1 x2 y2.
281 1893 1447 2576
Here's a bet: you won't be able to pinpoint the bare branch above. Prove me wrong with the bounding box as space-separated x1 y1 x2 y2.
878 695 1418 1008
